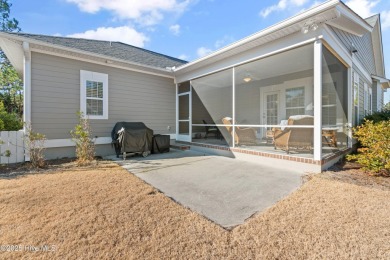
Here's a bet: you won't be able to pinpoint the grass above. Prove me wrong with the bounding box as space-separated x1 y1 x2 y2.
0 161 389 259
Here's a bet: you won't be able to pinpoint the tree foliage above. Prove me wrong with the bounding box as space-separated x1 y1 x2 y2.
0 0 23 126
0 101 22 130
384 102 390 111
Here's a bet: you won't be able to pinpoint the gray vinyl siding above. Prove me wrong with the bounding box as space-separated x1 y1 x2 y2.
330 27 376 75
31 52 176 140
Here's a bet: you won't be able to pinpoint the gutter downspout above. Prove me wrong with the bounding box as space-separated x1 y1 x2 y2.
23 41 31 161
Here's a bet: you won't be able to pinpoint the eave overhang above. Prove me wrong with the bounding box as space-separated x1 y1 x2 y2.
0 32 175 78
175 0 373 75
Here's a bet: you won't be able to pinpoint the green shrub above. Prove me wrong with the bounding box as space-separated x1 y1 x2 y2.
347 119 390 174
0 101 22 131
363 110 390 124
24 124 46 168
70 112 95 165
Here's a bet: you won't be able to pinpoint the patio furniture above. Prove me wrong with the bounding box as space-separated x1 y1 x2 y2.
222 117 257 145
322 128 337 147
203 120 222 139
152 134 170 154
265 130 274 144
272 116 314 153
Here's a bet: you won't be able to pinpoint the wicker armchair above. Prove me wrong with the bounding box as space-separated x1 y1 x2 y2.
222 117 257 145
273 116 314 154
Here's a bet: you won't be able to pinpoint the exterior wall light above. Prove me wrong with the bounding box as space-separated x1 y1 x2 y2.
301 26 309 34
301 22 318 34
310 23 319 31
243 74 252 82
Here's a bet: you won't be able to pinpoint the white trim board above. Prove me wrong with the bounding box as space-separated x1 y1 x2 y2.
80 70 109 120
44 135 177 148
31 48 175 79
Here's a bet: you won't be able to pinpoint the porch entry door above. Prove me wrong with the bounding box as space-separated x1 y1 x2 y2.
263 92 280 128
177 91 191 142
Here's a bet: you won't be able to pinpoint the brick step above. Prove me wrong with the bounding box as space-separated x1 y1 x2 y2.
170 144 191 150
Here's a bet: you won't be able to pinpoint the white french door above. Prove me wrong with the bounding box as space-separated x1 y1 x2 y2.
263 92 280 127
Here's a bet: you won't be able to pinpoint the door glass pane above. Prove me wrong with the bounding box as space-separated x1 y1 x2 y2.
266 93 278 125
179 94 189 120
179 121 189 134
178 81 190 94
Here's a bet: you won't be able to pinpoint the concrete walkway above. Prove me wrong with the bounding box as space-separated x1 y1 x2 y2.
109 149 306 228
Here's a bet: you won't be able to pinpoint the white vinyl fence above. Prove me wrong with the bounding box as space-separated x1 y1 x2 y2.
0 131 25 164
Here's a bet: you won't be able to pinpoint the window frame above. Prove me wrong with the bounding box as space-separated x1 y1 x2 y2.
80 70 108 119
364 82 368 116
285 86 305 118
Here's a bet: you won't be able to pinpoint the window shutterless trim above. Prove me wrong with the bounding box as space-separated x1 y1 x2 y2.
80 70 108 119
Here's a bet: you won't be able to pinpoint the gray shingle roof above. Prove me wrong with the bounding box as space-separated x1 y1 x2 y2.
9 32 187 69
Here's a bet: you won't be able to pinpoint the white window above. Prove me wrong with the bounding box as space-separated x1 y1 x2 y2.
80 70 108 119
364 83 368 116
285 87 305 118
369 87 372 114
322 83 337 126
353 71 359 126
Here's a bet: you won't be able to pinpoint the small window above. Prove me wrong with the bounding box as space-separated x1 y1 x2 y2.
369 87 372 114
364 83 368 116
80 70 108 119
285 87 305 118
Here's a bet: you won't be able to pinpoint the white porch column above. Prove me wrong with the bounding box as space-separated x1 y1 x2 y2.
347 68 353 148
313 40 323 161
175 83 178 139
23 41 31 161
232 67 235 148
23 41 31 127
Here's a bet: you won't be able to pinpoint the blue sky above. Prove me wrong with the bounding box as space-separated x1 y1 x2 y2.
10 0 390 103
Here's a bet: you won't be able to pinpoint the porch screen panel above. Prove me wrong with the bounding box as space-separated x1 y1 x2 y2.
191 69 232 145
233 44 314 158
321 47 349 155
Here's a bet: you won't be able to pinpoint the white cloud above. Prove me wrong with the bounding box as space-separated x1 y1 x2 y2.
259 0 309 18
67 26 149 47
195 35 235 58
178 54 189 60
197 47 213 57
381 10 390 29
345 0 379 18
66 0 192 26
214 35 235 49
169 24 181 35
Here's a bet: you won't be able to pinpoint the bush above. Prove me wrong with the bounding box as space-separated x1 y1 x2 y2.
0 101 22 131
363 110 390 124
24 124 46 168
347 119 390 174
70 112 95 165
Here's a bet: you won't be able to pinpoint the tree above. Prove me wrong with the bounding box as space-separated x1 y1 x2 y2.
0 0 23 124
384 102 390 111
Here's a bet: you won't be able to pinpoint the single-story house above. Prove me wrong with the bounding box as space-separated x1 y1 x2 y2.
0 0 388 172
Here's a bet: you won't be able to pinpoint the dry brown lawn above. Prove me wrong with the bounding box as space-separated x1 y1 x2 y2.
0 161 389 259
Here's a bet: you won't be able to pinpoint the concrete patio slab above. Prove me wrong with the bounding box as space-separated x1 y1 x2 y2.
108 149 306 228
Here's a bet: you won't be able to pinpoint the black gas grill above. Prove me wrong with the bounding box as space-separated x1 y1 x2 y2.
111 122 153 159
